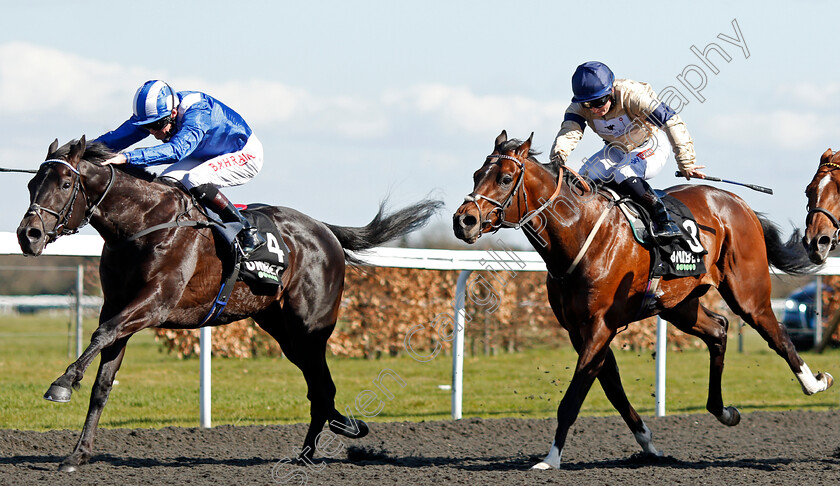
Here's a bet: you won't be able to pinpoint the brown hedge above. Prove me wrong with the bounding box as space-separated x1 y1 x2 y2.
154 267 731 359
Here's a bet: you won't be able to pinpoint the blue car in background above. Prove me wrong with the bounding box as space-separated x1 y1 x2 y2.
781 282 821 350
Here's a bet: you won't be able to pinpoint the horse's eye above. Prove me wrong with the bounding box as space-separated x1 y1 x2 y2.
62 181 71 190
500 174 514 185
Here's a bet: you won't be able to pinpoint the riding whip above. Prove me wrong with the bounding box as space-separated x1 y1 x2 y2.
0 167 37 174
674 171 773 195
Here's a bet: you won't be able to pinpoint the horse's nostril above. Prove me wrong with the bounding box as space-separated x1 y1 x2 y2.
818 235 832 248
26 227 42 241
462 215 477 228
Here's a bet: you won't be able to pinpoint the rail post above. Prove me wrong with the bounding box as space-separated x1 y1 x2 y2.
451 270 472 420
655 316 667 417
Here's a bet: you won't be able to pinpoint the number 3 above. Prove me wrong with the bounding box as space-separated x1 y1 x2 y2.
681 220 704 253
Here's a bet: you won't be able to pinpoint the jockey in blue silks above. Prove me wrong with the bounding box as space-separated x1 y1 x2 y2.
95 80 266 256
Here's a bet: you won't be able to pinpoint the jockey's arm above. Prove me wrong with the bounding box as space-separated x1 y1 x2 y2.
550 107 586 166
646 102 706 180
122 101 211 167
93 117 148 153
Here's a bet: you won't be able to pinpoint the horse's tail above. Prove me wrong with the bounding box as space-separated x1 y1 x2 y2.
759 215 819 275
325 198 444 264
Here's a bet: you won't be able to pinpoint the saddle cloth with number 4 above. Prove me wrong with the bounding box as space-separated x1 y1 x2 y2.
239 208 288 287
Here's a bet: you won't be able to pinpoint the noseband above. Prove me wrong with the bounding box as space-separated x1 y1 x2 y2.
27 159 115 242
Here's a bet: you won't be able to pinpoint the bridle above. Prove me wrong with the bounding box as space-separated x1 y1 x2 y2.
463 154 528 233
26 158 115 242
462 152 589 237
805 162 840 250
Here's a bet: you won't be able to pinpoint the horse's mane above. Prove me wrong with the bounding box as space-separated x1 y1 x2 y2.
497 138 562 178
498 139 542 161
50 139 160 183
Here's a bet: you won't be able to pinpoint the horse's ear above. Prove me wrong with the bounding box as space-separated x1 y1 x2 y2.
495 130 508 149
821 148 834 164
516 132 534 157
68 136 86 162
47 139 59 159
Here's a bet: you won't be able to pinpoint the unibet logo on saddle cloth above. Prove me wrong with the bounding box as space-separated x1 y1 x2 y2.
651 196 708 278
240 232 287 285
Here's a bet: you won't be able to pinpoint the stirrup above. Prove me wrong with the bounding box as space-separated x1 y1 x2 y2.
653 220 682 239
237 227 266 257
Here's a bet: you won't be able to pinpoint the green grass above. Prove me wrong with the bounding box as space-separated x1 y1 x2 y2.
0 315 837 431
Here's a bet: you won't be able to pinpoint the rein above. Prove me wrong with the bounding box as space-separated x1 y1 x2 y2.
464 153 591 233
31 157 219 245
27 159 115 241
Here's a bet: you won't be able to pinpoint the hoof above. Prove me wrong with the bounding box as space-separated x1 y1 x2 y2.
329 418 369 439
44 384 72 403
818 372 834 390
58 463 78 472
715 406 741 426
531 461 553 470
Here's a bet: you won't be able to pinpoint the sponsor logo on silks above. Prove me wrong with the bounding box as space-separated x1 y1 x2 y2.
670 249 701 272
208 152 257 172
636 148 654 160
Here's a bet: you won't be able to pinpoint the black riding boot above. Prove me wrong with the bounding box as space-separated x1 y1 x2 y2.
619 177 682 239
190 183 266 256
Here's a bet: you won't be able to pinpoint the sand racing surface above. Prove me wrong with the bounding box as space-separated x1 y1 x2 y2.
1 410 838 484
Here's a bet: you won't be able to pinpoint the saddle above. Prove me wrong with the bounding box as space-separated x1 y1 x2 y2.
599 186 708 279
197 204 289 326
206 204 289 285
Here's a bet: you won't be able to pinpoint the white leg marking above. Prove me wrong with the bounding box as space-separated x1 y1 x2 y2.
797 363 832 395
532 440 562 470
633 423 662 457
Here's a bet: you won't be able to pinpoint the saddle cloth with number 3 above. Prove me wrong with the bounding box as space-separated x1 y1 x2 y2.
604 187 709 278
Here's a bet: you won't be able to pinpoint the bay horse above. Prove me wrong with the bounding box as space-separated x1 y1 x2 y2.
804 148 840 264
453 131 833 470
17 136 442 472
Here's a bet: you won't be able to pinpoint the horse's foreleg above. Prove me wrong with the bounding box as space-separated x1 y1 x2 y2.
44 323 125 402
563 322 660 456
598 347 662 455
59 337 129 472
534 321 614 470
46 295 170 403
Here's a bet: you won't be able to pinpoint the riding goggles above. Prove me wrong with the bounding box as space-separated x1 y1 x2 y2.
140 116 172 131
582 94 611 109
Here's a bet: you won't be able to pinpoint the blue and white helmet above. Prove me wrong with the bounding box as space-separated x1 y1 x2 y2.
131 80 177 126
571 61 615 103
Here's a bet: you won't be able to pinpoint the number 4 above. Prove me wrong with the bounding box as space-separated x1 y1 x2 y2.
266 233 284 263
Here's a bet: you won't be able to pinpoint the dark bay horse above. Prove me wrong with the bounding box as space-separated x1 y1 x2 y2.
17 136 442 472
453 131 833 470
804 148 840 264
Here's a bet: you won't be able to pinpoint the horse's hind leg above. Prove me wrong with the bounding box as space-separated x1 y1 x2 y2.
256 309 368 463
661 298 740 426
718 274 833 395
58 336 129 472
